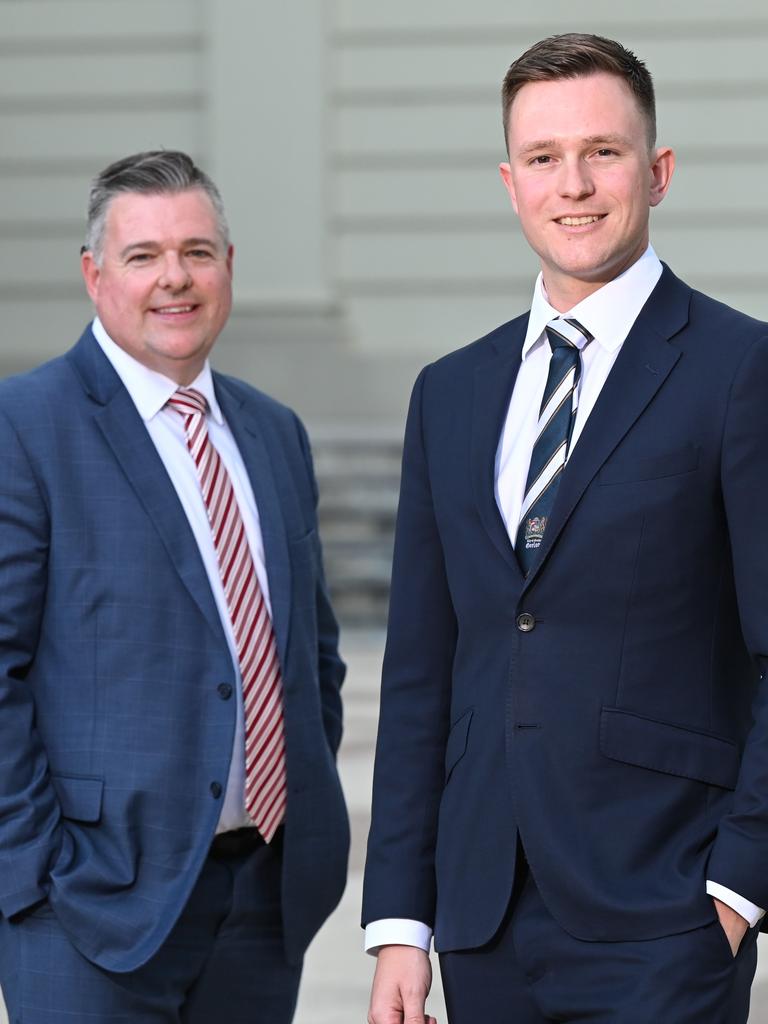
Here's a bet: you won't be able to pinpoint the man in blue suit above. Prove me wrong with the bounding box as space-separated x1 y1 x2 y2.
364 33 768 1023
0 150 348 1022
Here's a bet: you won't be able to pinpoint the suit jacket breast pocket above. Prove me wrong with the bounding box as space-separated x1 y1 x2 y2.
597 444 700 486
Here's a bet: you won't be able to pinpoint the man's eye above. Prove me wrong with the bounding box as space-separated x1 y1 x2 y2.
188 249 214 259
596 149 617 157
128 253 153 263
531 155 551 165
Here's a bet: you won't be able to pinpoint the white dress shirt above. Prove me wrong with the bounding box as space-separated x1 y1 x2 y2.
92 317 268 834
365 248 762 954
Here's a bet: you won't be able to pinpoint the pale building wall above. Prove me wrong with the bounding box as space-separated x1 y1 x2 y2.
0 0 206 369
1 0 766 426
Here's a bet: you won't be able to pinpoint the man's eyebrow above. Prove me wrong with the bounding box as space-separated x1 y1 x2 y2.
581 133 633 148
517 138 558 156
119 241 159 259
516 133 633 156
183 237 220 249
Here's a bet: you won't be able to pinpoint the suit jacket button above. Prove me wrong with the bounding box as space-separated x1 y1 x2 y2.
210 781 223 799
217 683 233 700
516 612 536 632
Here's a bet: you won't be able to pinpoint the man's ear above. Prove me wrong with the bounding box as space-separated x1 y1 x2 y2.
499 162 519 214
80 250 100 304
649 146 675 209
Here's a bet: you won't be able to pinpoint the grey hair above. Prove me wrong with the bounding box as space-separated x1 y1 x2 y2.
84 150 230 264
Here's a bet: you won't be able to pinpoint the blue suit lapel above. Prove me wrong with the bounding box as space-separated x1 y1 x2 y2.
521 265 690 592
67 328 227 645
214 380 292 669
471 318 527 581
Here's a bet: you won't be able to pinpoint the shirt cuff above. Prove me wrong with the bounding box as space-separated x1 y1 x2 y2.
364 919 433 955
706 880 765 928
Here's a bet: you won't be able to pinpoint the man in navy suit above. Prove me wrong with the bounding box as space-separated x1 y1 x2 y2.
363 33 768 1023
0 150 348 1022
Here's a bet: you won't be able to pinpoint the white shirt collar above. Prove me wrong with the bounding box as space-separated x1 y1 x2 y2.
522 246 663 360
90 317 224 424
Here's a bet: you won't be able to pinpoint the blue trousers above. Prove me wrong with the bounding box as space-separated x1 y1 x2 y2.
440 863 758 1024
0 833 301 1023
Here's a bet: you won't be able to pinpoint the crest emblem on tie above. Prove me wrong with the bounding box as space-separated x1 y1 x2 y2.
524 515 548 549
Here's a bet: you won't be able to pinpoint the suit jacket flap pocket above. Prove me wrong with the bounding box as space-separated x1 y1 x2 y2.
51 774 104 822
444 708 473 783
600 708 738 789
598 444 700 485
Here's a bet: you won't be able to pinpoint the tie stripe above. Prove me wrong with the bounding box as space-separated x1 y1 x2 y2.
519 439 568 522
538 364 577 433
522 365 578 511
168 388 287 841
515 318 593 574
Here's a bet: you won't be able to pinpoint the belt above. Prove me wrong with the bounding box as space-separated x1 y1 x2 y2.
209 827 267 859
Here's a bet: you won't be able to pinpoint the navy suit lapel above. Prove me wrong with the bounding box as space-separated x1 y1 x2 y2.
67 329 226 644
521 266 690 592
471 318 527 580
214 380 292 669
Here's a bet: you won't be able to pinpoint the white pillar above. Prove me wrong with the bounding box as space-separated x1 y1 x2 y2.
206 0 333 313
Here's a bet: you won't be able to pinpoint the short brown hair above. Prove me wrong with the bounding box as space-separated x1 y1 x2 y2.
501 33 656 149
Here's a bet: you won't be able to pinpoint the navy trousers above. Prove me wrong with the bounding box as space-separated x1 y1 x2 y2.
440 863 758 1024
0 831 301 1023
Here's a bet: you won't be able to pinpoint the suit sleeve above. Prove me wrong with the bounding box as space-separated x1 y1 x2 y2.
294 413 345 757
0 407 62 917
708 333 768 907
362 366 457 927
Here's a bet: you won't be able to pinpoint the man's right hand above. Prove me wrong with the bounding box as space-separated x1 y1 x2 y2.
367 944 438 1024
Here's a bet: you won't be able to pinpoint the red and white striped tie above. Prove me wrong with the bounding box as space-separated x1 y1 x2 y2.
168 388 286 841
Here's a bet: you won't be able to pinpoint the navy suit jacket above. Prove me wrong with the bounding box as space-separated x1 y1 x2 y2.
0 328 349 971
363 266 768 951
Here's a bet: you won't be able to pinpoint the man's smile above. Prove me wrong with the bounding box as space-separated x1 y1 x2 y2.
149 303 201 319
554 214 607 226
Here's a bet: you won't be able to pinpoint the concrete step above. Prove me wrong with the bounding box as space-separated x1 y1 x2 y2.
312 429 402 626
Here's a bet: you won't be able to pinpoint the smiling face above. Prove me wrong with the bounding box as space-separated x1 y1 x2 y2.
81 188 233 384
499 72 674 310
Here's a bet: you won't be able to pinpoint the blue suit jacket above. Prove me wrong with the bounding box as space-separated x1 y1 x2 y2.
0 328 349 971
363 266 768 950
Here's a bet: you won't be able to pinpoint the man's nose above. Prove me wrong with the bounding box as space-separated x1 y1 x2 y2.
557 158 595 200
158 254 192 290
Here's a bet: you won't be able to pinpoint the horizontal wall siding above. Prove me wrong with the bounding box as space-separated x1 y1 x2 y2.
0 300 93 363
335 39 768 94
1 3 766 395
0 53 202 103
0 2 201 44
330 2 768 357
0 0 204 370
2 110 201 164
0 174 103 228
334 0 767 34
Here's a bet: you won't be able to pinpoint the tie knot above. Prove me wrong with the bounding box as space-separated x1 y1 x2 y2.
545 317 593 353
167 387 208 418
